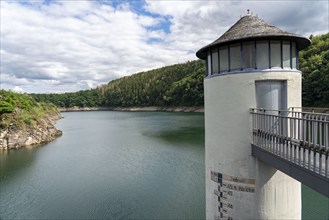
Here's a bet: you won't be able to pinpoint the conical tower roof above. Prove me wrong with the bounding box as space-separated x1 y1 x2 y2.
196 15 310 59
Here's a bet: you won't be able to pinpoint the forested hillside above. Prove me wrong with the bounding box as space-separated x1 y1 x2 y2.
32 60 206 108
100 60 205 107
31 33 328 108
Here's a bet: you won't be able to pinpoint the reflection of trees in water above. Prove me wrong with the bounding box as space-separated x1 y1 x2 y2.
148 126 205 145
0 147 38 181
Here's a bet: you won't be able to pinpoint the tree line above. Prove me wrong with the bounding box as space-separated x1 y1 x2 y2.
32 60 206 108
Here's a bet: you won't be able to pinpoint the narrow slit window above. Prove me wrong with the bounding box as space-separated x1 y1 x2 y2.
292 42 297 69
219 46 229 72
211 49 219 74
207 52 212 76
282 41 291 68
270 40 281 68
230 43 241 70
256 41 269 69
242 41 255 69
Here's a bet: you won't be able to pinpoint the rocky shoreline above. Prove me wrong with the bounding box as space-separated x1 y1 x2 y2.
59 106 204 113
0 111 62 150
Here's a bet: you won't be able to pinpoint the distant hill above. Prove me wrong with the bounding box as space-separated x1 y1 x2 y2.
31 32 328 108
32 60 206 108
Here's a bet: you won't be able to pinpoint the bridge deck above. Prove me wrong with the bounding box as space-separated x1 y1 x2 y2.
251 108 329 197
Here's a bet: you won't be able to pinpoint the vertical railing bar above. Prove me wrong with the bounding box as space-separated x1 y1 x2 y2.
261 110 264 149
273 115 279 155
270 113 272 152
253 110 255 145
324 149 329 177
279 112 282 158
308 115 311 170
318 115 321 174
314 114 317 172
252 110 254 144
264 111 268 150
320 115 323 148
303 114 306 168
288 115 296 163
292 112 294 163
260 110 262 148
297 112 303 166
296 113 298 164
319 148 323 176
256 110 259 146
324 116 327 147
278 111 284 158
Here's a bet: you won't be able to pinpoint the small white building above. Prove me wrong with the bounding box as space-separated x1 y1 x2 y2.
196 13 310 219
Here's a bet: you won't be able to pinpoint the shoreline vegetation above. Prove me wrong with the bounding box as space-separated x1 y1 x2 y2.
0 90 62 150
59 106 204 113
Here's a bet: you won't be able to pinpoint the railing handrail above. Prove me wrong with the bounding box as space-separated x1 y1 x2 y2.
250 108 329 117
250 107 329 181
290 106 329 112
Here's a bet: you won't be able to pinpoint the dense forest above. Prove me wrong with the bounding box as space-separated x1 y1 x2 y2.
30 33 328 108
299 33 329 107
32 60 206 108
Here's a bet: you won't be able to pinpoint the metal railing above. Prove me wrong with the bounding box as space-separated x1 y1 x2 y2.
251 108 329 178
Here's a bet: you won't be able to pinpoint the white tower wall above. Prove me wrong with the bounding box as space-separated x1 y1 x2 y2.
205 71 302 219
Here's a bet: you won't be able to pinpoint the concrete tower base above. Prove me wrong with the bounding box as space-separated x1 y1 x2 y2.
205 71 302 219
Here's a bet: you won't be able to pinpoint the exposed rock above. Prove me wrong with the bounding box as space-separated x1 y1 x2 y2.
0 111 62 150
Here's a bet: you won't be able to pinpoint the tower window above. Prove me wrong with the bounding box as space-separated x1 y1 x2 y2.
282 41 291 68
230 43 241 71
242 41 255 69
206 40 299 76
219 46 229 72
270 40 281 68
211 49 219 74
256 41 269 69
292 42 297 69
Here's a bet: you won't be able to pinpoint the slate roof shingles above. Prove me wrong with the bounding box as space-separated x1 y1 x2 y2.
196 15 310 59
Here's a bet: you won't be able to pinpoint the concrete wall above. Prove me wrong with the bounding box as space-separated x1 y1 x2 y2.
204 71 301 219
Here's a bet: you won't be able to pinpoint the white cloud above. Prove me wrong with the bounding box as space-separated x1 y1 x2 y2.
1 0 328 93
12 86 24 93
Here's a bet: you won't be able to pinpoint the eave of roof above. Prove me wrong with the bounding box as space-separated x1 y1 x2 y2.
196 15 311 59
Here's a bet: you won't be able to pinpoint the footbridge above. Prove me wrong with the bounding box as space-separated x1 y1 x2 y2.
251 107 329 197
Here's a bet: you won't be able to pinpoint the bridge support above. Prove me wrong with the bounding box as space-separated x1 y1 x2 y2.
252 144 329 197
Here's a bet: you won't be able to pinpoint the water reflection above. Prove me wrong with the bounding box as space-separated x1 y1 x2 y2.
0 147 39 182
147 126 205 145
0 111 205 219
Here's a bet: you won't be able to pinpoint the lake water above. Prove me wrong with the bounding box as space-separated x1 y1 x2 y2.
0 111 328 219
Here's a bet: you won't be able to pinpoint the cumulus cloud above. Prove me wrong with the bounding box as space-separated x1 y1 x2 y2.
0 0 328 93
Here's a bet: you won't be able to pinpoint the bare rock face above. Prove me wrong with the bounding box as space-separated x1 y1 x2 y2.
0 112 62 150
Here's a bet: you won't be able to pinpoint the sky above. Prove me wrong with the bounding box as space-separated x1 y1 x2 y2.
1 0 328 94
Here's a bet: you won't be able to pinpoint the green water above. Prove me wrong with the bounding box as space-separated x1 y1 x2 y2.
0 111 328 219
